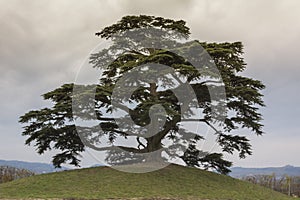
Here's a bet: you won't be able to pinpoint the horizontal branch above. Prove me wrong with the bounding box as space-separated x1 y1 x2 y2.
180 119 206 122
84 142 148 153
199 80 223 85
180 118 220 134
98 117 115 121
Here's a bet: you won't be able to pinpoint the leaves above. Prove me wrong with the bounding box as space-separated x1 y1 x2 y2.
19 15 265 173
96 15 190 39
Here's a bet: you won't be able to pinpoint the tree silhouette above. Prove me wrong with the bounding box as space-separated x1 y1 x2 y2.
19 15 265 174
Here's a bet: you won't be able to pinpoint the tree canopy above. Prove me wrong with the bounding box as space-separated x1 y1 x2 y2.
20 15 265 174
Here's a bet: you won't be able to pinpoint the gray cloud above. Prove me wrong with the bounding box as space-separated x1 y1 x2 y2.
0 0 299 167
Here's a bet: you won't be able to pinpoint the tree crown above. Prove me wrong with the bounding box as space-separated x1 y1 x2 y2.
20 15 265 174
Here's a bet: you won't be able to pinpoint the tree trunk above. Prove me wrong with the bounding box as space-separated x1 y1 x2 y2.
145 135 163 162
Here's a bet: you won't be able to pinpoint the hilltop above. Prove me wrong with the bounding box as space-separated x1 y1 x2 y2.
0 164 294 200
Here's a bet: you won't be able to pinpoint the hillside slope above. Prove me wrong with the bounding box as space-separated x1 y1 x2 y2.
0 164 294 200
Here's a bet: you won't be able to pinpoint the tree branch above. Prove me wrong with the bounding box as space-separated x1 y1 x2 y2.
180 119 221 134
111 103 131 113
137 137 146 149
97 117 115 121
199 80 223 85
171 74 184 85
83 141 148 153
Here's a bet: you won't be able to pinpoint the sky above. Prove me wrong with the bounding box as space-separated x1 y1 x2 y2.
0 0 300 168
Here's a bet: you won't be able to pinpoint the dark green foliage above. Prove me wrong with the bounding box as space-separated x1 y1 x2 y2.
199 153 232 175
19 15 265 174
19 84 84 167
181 144 232 174
95 15 190 39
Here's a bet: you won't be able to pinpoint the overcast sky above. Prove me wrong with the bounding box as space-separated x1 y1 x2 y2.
0 0 300 168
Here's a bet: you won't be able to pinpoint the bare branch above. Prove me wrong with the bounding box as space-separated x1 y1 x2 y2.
171 74 184 85
137 137 146 149
199 80 223 85
112 103 131 113
97 117 115 121
180 119 221 134
83 142 148 153
180 118 206 122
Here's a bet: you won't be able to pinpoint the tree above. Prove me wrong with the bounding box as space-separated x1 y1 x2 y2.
19 15 265 174
0 166 34 183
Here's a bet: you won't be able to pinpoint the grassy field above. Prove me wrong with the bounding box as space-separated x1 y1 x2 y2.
0 164 295 200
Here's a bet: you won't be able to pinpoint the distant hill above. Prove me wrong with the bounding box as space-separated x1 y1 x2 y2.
230 165 300 178
0 159 69 174
0 164 293 200
89 163 105 168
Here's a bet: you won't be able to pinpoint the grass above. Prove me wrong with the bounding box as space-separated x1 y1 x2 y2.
0 163 295 200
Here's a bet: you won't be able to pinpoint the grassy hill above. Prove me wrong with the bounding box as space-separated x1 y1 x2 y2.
0 164 294 200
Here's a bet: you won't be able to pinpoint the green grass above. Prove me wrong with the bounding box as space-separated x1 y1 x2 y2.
0 164 294 200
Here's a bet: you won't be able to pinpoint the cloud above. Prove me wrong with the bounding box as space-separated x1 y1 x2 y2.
118 0 196 17
229 132 300 167
0 0 299 167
